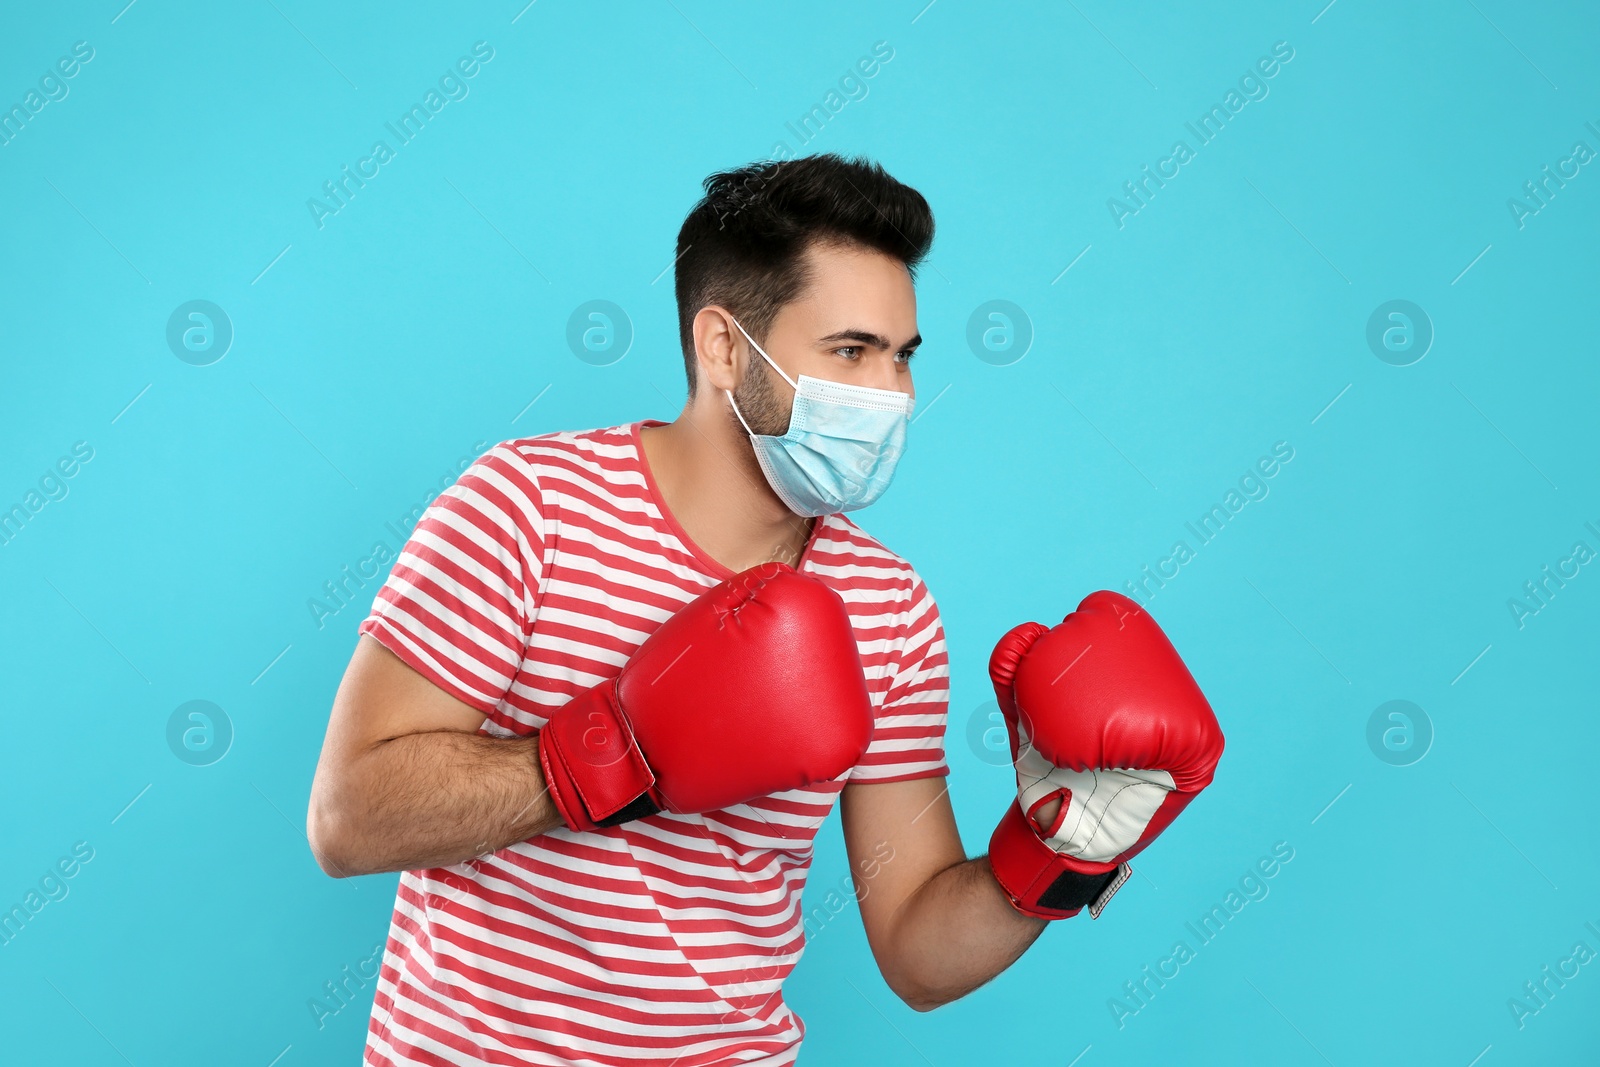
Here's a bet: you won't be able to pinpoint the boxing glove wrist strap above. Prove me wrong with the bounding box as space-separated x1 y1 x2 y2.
538 681 658 832
988 799 1133 920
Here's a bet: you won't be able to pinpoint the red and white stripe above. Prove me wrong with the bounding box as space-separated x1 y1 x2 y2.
357 420 949 1066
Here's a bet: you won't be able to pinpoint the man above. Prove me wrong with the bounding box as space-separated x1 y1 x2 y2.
308 153 1222 1065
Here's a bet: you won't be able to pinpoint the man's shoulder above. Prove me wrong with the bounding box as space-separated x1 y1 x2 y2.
470 422 642 485
806 515 932 610
482 421 637 462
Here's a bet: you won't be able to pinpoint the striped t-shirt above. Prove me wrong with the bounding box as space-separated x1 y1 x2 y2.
357 419 950 1066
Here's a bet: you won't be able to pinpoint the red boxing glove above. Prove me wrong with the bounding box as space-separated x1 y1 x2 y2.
538 562 875 832
987 591 1224 919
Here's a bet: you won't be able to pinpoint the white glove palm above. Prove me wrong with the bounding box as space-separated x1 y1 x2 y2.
1013 721 1175 865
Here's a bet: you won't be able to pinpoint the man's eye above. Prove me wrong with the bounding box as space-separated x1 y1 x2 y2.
895 349 918 364
835 346 863 360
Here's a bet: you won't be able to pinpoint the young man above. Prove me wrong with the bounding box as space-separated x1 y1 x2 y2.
308 153 1223 1065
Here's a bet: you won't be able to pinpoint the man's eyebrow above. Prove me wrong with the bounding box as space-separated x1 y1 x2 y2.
816 329 922 350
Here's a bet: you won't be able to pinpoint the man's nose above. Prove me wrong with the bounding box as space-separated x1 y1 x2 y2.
865 363 911 396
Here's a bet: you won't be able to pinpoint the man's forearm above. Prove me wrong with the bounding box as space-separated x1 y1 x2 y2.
882 856 1047 1011
308 731 561 877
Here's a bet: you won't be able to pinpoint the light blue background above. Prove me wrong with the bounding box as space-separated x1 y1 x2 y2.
2 1 1596 1064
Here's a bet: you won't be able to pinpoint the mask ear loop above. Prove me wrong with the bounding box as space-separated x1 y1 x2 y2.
726 314 800 437
725 386 759 437
729 315 800 390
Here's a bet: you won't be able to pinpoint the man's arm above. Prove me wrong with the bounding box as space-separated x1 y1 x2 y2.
841 776 1045 1012
306 635 561 877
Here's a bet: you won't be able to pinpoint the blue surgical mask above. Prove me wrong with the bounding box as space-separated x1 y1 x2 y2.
725 316 915 517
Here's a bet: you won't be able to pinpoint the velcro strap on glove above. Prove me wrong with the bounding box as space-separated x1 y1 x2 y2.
988 799 1131 920
537 680 656 832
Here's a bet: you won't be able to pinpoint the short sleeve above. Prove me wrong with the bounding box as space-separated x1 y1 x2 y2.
849 570 950 783
358 443 544 714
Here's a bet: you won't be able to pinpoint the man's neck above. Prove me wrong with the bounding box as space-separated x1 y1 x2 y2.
640 409 815 574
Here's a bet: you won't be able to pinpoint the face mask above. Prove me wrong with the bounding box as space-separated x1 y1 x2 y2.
724 316 915 517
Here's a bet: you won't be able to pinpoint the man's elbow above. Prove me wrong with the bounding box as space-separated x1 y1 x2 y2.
887 974 960 1013
901 993 949 1013
306 788 361 878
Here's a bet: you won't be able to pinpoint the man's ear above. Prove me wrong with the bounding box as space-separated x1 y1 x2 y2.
693 306 744 395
